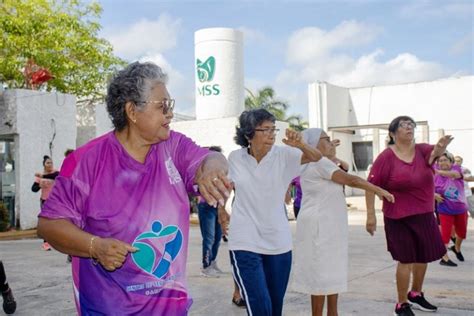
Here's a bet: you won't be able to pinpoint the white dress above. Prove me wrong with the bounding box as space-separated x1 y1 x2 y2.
292 157 349 295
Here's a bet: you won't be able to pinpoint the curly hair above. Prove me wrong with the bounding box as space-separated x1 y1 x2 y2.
234 109 276 147
105 62 168 131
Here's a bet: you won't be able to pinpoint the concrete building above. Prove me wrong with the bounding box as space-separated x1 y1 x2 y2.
308 76 473 195
0 89 76 229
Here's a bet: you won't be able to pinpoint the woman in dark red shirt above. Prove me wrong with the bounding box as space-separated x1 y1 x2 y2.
365 116 452 316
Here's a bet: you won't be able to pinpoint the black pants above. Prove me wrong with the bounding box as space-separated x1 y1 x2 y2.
0 261 9 292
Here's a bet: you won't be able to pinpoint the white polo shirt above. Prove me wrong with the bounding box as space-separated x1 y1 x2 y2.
228 145 303 254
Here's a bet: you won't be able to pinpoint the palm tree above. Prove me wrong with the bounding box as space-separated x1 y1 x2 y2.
245 87 308 131
286 114 309 131
245 87 288 120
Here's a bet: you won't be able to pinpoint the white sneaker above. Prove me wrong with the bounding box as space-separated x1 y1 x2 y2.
210 261 224 274
200 266 220 278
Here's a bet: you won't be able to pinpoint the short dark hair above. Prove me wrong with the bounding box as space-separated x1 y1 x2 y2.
208 146 222 153
387 115 416 145
234 109 276 147
105 62 168 131
42 155 51 166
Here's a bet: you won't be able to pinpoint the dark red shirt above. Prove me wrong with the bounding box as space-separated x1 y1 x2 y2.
368 143 435 219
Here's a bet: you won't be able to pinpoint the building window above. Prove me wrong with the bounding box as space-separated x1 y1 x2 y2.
352 141 373 171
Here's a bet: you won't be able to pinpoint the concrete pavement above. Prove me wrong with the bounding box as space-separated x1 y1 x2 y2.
1 201 473 315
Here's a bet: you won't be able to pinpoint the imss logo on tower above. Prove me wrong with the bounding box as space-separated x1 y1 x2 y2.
196 56 220 96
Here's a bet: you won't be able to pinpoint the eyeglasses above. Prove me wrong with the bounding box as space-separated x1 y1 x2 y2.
398 121 416 129
136 99 175 114
255 128 280 135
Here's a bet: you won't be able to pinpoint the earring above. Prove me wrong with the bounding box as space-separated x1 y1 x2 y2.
132 119 137 123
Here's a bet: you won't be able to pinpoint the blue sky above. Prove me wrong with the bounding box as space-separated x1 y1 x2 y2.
97 0 473 119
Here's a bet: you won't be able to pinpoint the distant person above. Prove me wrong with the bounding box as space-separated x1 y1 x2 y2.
31 155 59 251
220 108 322 316
435 152 468 267
454 155 474 218
293 128 394 316
366 116 452 316
0 260 16 314
289 177 302 219
198 146 226 278
37 62 230 315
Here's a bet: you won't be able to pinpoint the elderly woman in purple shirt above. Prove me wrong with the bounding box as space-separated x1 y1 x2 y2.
37 62 230 315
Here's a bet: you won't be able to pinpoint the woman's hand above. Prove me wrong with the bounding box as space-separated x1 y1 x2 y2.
434 193 444 203
376 188 395 203
282 129 304 148
91 237 138 271
196 152 232 207
430 135 454 164
366 213 377 236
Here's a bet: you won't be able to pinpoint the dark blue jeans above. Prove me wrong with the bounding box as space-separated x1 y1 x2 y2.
230 250 292 316
198 202 222 268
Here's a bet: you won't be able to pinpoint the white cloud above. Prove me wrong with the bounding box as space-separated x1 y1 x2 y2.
105 14 182 60
287 20 381 65
279 21 447 89
273 20 451 118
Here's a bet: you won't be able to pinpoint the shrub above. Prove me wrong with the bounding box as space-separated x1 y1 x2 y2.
0 202 9 232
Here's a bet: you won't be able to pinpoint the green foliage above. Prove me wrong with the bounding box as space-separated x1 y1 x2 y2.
0 0 125 101
244 87 308 131
0 202 9 232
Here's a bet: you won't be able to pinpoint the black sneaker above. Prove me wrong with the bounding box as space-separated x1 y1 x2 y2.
394 303 415 316
449 245 465 261
439 258 457 267
408 291 437 312
2 288 17 314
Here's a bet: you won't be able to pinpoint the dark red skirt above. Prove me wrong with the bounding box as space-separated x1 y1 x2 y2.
384 212 446 264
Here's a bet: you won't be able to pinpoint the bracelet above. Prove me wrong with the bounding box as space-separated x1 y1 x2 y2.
89 236 98 265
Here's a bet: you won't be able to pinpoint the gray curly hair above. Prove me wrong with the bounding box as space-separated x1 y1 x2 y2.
106 62 168 131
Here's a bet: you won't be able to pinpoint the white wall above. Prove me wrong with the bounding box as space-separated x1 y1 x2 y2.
2 89 76 228
349 77 473 168
95 103 113 137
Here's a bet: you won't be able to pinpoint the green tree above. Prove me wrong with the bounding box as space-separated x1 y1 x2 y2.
286 114 308 131
245 86 308 131
245 87 288 120
0 0 125 102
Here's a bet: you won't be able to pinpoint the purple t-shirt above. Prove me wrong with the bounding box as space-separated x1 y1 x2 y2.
368 144 435 219
435 165 467 215
291 177 302 208
40 131 209 315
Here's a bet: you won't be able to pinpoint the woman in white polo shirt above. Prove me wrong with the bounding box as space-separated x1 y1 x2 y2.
225 109 322 316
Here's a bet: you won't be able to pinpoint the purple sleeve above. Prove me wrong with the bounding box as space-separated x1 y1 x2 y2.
38 175 88 228
39 147 95 228
368 149 391 188
170 132 210 193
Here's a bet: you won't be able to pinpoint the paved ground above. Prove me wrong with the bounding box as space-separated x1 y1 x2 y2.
1 198 473 315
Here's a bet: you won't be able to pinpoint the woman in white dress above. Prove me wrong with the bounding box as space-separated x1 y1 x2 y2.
293 128 394 316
